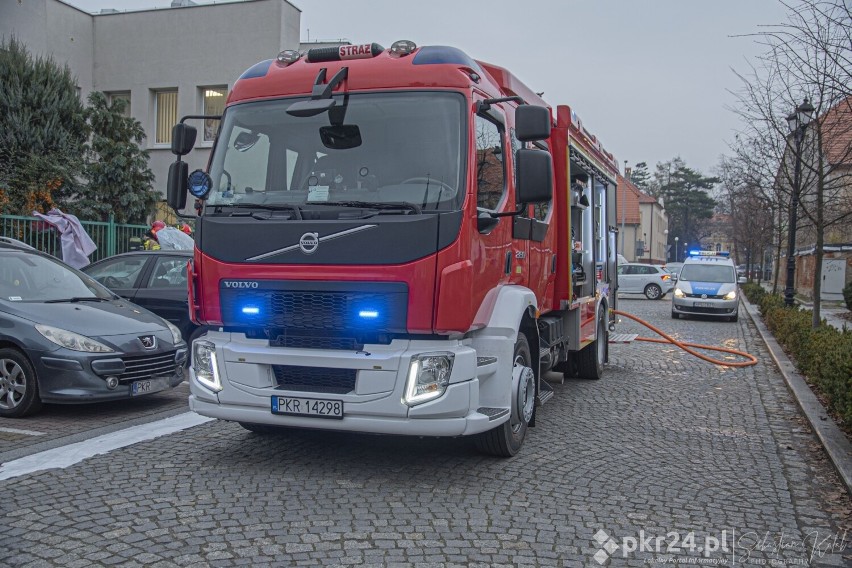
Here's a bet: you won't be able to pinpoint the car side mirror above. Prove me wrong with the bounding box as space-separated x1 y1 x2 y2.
516 149 553 204
167 161 188 211
515 105 551 141
171 123 197 156
738 276 747 284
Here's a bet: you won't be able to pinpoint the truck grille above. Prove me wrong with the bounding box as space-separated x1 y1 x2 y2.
220 281 408 333
270 334 362 351
118 351 177 384
272 365 356 394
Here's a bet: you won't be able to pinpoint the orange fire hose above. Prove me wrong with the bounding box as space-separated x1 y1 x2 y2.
613 309 758 368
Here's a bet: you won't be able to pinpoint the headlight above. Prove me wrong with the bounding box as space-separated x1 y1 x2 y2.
724 290 737 300
35 324 114 353
403 352 454 406
193 340 222 392
166 321 183 345
673 288 685 298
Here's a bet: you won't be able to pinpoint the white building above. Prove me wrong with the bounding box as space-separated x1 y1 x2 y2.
1 0 302 192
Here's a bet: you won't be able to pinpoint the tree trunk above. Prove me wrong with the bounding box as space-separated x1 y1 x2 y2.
772 223 783 294
812 162 825 328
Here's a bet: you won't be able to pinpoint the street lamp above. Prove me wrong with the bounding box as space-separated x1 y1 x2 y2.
674 236 679 262
783 97 815 307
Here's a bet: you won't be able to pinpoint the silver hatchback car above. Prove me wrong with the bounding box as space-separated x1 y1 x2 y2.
617 263 674 300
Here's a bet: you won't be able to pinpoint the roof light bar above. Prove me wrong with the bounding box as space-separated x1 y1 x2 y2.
687 250 731 257
306 43 384 63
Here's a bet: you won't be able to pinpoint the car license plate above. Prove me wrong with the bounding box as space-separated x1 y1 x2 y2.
694 301 714 308
131 376 170 396
271 396 343 419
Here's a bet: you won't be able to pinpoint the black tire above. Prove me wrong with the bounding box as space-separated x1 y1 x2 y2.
576 312 607 380
0 348 42 418
239 422 283 434
671 311 680 319
475 333 533 458
729 314 739 322
644 284 662 300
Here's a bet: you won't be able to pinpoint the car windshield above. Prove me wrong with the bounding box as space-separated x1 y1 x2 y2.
0 252 113 303
679 264 735 283
206 92 465 211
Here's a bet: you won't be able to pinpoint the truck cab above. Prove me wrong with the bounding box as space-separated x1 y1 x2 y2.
167 42 619 456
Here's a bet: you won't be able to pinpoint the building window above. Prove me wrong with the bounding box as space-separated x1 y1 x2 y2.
108 92 131 117
202 87 227 142
154 90 178 145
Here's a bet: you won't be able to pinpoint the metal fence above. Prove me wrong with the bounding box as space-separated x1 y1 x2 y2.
0 214 149 262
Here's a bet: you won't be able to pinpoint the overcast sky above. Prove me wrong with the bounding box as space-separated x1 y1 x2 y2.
65 0 790 176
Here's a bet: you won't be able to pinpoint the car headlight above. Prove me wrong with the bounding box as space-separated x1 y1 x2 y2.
724 290 737 300
674 288 685 298
403 352 455 406
35 324 114 353
166 321 183 345
193 340 222 392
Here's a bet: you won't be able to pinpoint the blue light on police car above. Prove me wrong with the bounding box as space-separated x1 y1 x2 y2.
688 250 702 256
242 306 260 315
358 310 379 319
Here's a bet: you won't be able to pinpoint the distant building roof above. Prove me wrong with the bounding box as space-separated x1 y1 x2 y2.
616 174 641 225
821 95 852 166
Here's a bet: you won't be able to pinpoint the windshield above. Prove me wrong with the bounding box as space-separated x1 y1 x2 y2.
0 252 113 303
679 264 735 283
206 92 465 211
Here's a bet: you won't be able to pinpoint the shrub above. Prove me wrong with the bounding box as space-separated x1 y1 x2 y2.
756 292 852 427
741 282 766 305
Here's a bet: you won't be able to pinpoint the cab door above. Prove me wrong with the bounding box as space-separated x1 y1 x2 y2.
469 107 515 304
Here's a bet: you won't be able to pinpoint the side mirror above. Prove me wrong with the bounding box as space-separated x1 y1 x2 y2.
476 209 499 233
167 161 188 211
171 124 197 156
738 276 747 284
516 149 553 204
515 105 551 142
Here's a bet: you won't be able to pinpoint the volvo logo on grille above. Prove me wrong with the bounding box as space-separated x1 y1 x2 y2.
139 335 157 349
299 232 320 254
223 281 259 288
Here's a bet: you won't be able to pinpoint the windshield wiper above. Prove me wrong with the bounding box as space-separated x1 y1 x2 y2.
44 297 110 304
312 201 422 215
223 203 303 220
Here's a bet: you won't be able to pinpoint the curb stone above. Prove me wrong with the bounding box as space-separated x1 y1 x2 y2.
742 295 852 495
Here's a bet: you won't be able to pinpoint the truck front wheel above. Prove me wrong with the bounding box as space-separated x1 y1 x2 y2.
575 311 607 380
475 332 534 457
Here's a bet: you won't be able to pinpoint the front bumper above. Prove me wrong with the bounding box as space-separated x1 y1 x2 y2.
35 345 187 403
188 330 507 437
672 296 739 318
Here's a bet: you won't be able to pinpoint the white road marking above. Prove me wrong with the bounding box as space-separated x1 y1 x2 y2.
0 412 214 481
0 426 45 436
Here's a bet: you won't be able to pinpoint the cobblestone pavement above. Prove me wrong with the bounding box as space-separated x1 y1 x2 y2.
0 383 190 460
0 299 849 567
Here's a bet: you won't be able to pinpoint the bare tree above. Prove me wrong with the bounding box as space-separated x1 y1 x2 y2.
731 0 852 326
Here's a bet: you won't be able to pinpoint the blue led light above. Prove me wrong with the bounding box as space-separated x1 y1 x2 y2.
358 310 379 319
242 306 260 315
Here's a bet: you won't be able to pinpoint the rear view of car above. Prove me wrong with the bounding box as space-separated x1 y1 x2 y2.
671 252 740 321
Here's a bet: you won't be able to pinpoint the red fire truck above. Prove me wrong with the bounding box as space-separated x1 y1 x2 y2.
167 41 620 456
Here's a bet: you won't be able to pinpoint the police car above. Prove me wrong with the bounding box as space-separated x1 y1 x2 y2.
671 251 740 322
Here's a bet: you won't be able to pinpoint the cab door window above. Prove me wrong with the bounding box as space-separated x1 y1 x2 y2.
475 115 506 211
